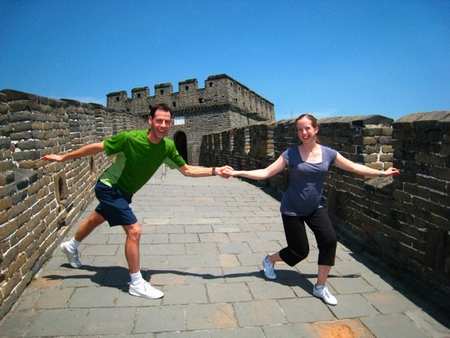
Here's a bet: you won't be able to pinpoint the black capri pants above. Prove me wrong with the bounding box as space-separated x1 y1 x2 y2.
279 207 337 266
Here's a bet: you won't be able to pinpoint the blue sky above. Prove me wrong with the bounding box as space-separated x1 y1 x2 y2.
1 0 449 120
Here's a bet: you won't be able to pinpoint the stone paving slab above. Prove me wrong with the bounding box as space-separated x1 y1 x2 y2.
1 168 449 337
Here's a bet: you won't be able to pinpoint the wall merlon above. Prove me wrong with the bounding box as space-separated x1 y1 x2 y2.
154 83 173 96
179 78 198 93
106 90 127 98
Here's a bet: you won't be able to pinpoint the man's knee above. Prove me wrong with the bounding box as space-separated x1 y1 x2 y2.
125 223 142 241
88 212 105 227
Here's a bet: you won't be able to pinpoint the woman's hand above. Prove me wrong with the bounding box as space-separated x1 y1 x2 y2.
382 167 400 176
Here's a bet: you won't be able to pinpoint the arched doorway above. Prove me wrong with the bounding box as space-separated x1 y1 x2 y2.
174 131 188 163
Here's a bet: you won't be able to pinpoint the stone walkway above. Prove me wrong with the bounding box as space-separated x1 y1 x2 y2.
1 167 449 338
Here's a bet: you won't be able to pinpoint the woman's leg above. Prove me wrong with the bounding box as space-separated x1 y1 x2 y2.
306 207 337 283
277 214 310 266
306 207 338 305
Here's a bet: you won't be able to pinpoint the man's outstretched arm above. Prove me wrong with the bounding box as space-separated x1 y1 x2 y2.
42 142 104 162
178 164 233 178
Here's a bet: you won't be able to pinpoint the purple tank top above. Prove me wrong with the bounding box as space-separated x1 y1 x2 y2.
280 145 337 216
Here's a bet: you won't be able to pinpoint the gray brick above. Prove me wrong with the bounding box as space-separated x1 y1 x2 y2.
170 233 199 243
186 303 237 330
233 300 286 326
200 233 230 243
247 281 296 299
237 253 264 265
363 290 419 314
223 266 262 283
278 298 335 323
35 287 74 309
185 225 213 233
218 242 252 254
68 286 120 308
27 309 88 336
184 267 224 284
81 307 135 335
361 314 429 338
247 240 282 253
207 283 252 303
142 243 185 255
157 331 210 338
210 327 265 338
0 309 36 337
329 294 378 319
263 323 317 338
327 277 376 294
168 255 220 268
163 284 208 305
141 233 169 243
82 244 119 256
186 242 218 255
135 306 185 333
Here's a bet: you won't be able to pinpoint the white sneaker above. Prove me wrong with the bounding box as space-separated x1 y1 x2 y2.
313 284 337 305
129 281 164 299
60 241 82 268
262 255 277 280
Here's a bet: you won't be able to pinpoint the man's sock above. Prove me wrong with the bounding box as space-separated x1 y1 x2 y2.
130 271 144 285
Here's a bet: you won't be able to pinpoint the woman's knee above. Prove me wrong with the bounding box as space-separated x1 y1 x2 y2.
289 245 309 262
319 235 337 252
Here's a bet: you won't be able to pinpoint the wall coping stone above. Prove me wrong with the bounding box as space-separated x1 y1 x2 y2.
318 115 393 125
395 111 450 123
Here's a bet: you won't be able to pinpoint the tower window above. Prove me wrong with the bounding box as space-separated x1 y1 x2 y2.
174 116 185 126
137 93 141 98
185 86 189 91
116 97 120 102
209 82 213 87
173 101 176 107
160 90 164 95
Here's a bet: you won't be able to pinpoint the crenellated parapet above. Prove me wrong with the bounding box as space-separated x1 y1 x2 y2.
106 74 275 122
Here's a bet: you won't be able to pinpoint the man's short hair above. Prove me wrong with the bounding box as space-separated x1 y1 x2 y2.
149 103 172 118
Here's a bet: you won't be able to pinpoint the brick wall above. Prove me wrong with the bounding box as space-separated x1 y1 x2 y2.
0 90 146 318
199 112 450 303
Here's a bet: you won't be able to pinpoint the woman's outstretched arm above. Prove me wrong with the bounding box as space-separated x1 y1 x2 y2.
334 153 400 177
225 155 286 180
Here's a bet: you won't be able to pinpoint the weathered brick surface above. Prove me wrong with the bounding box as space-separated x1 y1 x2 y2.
200 111 450 305
0 89 146 319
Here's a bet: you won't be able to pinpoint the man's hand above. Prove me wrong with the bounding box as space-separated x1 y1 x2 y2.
223 167 242 177
42 154 65 162
215 165 234 178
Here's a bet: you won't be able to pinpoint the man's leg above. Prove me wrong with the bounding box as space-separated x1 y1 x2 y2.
122 223 142 273
123 222 164 299
74 211 105 241
61 211 105 268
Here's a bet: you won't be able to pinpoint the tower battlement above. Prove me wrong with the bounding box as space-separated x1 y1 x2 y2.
106 73 275 121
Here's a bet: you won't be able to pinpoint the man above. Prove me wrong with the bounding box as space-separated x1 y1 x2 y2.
43 103 231 299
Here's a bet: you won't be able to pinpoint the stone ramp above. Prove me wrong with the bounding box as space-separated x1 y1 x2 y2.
1 167 449 337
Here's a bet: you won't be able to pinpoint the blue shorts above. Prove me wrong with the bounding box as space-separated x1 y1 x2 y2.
94 181 137 227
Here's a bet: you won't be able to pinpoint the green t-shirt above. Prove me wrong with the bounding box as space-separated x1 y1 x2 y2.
99 129 186 194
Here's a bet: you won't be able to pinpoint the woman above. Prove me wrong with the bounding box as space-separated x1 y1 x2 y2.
224 114 399 305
